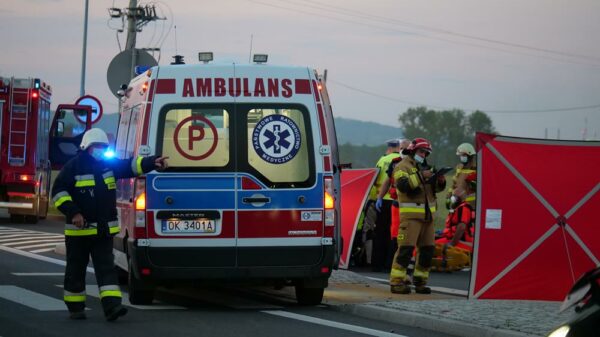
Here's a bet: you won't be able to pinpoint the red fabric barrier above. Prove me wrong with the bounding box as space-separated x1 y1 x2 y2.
339 169 378 269
470 133 600 301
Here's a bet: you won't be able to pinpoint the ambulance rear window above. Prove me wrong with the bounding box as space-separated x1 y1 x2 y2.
157 106 231 168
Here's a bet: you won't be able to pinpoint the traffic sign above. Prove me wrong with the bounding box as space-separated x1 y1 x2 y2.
75 95 103 124
173 116 219 160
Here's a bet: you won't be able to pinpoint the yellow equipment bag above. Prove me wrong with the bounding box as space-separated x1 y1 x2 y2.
431 243 471 272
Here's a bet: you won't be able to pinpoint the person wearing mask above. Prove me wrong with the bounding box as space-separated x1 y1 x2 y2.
51 128 168 321
375 139 411 270
369 139 401 271
389 138 446 294
446 143 477 209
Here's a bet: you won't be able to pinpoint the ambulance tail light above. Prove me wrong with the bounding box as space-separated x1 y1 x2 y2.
134 178 147 238
324 177 335 240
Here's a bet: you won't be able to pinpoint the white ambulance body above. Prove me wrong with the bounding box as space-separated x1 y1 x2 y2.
113 62 342 305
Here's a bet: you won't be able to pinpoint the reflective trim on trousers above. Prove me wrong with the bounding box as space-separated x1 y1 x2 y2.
64 290 86 303
99 285 122 299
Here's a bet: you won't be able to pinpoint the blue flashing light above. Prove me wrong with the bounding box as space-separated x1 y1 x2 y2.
135 66 151 75
34 79 41 89
103 149 115 159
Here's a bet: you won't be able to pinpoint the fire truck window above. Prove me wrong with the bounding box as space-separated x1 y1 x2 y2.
160 107 230 168
56 108 87 138
246 108 311 185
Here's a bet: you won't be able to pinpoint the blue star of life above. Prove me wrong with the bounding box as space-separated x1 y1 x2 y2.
252 115 302 164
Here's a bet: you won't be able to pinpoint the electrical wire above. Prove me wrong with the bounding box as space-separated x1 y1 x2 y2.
249 0 600 68
329 79 600 114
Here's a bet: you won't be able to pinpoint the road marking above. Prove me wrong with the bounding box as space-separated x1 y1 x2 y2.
0 285 66 311
14 242 63 250
365 276 468 297
262 310 408 337
3 239 64 247
0 235 63 244
30 248 56 254
12 272 64 276
0 245 95 273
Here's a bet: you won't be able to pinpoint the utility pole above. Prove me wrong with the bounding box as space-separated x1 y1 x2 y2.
79 0 89 97
126 0 138 79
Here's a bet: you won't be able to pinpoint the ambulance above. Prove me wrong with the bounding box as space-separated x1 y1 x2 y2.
112 55 342 305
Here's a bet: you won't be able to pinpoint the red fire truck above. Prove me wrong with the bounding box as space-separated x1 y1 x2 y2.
0 76 91 223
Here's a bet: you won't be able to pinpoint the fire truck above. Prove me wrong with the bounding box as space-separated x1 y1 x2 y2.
0 76 91 223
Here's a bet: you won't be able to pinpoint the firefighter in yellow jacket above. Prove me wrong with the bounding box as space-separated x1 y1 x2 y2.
390 138 446 294
446 143 477 209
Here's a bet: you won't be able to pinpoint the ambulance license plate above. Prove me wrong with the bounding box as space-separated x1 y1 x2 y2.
161 219 216 234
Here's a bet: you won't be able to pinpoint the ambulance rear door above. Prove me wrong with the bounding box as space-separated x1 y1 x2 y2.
233 65 323 267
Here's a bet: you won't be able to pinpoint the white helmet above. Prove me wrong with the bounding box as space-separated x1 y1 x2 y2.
456 143 476 156
80 128 109 150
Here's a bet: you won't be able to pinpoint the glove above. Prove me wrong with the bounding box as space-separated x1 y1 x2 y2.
375 198 383 212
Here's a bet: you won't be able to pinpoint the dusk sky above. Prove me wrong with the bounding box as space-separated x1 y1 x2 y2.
2 0 599 140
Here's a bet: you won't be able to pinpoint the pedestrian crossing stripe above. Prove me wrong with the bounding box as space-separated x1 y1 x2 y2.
0 226 63 254
0 285 65 311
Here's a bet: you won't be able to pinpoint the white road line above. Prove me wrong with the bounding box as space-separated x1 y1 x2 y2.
14 242 63 250
30 248 57 254
12 272 64 276
262 310 408 337
0 235 63 243
0 285 66 311
365 276 469 297
0 233 61 240
3 239 64 247
0 245 94 273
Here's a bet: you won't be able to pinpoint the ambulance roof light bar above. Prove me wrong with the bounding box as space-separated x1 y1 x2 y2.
253 54 268 64
198 52 214 64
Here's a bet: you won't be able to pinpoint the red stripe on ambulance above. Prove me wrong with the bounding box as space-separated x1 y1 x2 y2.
237 210 323 238
156 78 176 94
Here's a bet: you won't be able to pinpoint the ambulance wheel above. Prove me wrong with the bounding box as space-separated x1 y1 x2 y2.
128 260 154 305
116 266 128 285
295 285 324 305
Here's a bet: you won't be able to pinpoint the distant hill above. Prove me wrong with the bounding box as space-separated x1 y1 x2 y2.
334 117 403 146
92 114 402 147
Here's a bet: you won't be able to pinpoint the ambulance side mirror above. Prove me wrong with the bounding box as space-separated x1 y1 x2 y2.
138 145 151 156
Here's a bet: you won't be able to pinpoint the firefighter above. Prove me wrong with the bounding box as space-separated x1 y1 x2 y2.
390 138 446 294
446 143 477 209
439 173 477 251
370 139 401 271
51 128 168 320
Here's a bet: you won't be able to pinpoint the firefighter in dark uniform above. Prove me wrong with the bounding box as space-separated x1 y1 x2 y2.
51 128 168 320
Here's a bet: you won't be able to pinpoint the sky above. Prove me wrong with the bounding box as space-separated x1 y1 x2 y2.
2 0 599 140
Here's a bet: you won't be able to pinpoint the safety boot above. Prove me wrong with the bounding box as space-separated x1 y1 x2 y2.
414 285 432 294
105 305 127 322
390 283 411 294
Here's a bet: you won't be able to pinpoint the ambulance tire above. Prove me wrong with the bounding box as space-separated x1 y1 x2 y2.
295 285 324 306
116 265 128 285
128 259 154 305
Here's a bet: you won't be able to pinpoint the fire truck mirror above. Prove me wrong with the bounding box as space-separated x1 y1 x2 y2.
57 109 66 119
56 121 64 137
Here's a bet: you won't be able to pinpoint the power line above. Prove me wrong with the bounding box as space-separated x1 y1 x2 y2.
329 79 600 114
249 0 600 68
295 0 600 63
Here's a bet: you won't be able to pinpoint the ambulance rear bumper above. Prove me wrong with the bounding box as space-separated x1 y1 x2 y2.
127 241 335 282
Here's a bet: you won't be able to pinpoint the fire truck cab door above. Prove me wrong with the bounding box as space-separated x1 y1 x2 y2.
49 104 92 169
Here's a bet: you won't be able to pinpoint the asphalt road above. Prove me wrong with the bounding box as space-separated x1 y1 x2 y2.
0 216 456 337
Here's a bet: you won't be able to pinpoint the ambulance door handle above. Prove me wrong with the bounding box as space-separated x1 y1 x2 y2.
242 197 271 204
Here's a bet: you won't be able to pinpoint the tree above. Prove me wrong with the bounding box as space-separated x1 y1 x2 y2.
398 107 496 167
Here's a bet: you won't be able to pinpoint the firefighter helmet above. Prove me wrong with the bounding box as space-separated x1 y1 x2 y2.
402 137 432 155
80 128 109 150
456 143 476 156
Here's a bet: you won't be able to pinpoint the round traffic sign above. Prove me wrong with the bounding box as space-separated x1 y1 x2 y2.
75 95 103 124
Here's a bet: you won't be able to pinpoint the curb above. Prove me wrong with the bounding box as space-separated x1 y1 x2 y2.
332 303 542 337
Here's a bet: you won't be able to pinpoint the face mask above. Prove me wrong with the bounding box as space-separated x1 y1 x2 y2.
460 155 469 164
414 154 425 164
90 148 105 161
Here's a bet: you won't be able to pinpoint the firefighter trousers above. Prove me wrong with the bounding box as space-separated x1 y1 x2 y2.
390 218 435 286
64 234 122 315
